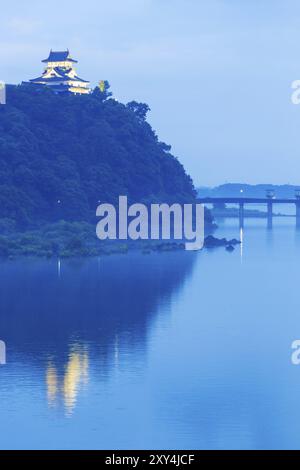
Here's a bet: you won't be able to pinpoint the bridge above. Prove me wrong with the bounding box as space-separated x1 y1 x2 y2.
197 190 300 229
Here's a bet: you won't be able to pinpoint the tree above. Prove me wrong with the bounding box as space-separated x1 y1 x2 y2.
92 81 112 102
0 84 198 232
126 101 150 122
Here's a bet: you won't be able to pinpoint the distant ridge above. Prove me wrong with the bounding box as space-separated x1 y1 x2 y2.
198 183 300 199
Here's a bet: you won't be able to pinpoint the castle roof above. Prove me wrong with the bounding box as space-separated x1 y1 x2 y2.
42 50 78 63
30 67 89 84
28 50 90 95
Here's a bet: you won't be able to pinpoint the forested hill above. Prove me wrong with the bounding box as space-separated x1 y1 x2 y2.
0 84 196 230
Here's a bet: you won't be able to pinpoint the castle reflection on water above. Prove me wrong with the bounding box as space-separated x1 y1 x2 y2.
0 251 196 415
46 345 89 414
2 220 300 449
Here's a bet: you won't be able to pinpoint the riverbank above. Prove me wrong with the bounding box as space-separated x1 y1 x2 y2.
0 221 239 259
212 208 290 218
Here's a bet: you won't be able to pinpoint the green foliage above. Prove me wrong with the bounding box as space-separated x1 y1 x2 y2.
0 84 196 232
92 81 113 102
126 101 150 122
0 85 216 258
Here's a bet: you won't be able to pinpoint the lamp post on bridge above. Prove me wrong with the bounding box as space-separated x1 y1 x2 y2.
237 188 245 229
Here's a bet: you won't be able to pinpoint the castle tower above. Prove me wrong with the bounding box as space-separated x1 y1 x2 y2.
29 50 90 95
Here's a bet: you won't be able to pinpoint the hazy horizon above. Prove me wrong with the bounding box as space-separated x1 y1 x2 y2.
198 182 300 189
1 0 300 186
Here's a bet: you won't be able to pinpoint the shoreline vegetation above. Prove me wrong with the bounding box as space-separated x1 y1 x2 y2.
0 221 240 259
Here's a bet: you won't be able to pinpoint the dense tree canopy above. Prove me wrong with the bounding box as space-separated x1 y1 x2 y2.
0 84 196 230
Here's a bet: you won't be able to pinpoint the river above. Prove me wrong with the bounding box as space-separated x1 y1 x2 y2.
0 217 300 449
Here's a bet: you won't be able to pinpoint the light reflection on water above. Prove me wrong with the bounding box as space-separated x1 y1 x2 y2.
0 218 300 449
239 227 244 262
46 345 89 415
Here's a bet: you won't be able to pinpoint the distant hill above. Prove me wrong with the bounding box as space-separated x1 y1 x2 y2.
0 84 196 231
198 183 300 199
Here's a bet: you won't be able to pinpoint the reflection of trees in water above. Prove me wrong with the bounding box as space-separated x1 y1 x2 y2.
0 252 197 411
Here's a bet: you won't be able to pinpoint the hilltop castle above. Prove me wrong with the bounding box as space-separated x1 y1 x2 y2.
29 50 91 95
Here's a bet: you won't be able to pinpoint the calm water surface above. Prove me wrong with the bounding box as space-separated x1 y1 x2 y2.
1 218 300 450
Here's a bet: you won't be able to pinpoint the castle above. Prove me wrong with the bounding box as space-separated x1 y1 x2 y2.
29 50 91 95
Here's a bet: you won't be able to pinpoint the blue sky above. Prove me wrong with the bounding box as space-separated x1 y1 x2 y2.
1 0 300 186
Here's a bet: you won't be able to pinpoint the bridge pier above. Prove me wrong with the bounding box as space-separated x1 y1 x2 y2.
296 202 300 229
198 196 299 229
267 201 273 229
239 203 244 229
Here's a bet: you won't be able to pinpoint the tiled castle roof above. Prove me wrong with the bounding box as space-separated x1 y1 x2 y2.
30 67 89 84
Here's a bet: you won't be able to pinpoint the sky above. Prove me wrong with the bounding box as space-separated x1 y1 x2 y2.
1 0 300 186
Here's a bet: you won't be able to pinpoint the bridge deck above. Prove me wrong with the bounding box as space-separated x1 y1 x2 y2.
197 197 299 204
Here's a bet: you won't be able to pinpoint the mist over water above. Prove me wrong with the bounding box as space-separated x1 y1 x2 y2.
0 218 300 450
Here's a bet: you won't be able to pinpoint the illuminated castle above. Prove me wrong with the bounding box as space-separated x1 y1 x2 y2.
29 50 91 95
